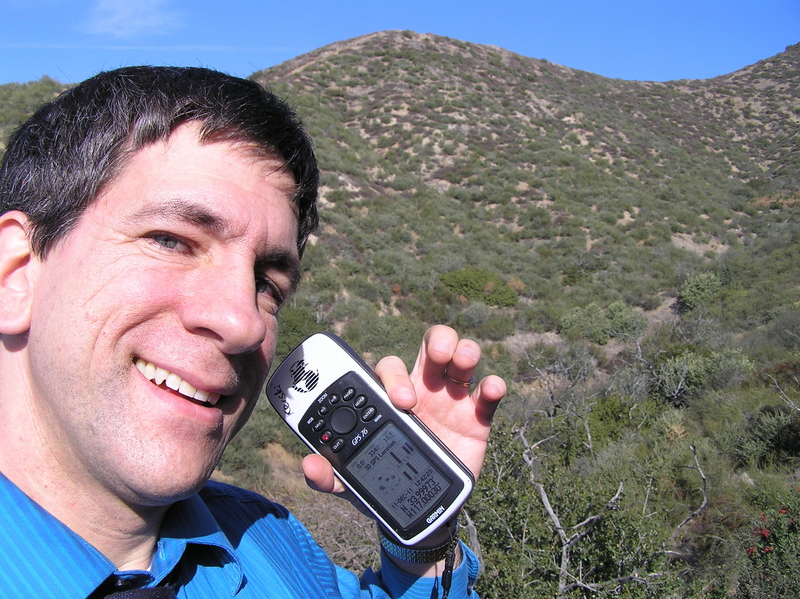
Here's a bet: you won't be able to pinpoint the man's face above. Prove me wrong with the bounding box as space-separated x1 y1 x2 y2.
24 123 300 507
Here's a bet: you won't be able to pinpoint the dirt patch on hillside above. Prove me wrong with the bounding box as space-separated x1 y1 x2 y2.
260 442 306 494
672 232 727 257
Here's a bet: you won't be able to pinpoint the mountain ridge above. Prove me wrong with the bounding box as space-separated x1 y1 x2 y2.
256 30 798 194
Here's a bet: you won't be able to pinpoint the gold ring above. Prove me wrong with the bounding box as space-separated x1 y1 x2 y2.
444 368 474 388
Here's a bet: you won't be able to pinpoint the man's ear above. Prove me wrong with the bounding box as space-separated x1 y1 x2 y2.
0 211 37 335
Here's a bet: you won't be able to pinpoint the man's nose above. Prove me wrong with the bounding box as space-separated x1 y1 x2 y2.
179 261 268 355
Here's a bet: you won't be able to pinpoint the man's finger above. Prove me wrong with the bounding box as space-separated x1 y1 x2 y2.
374 355 417 410
302 454 345 494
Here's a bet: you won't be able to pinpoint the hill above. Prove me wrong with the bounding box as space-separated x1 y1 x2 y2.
243 31 799 360
246 33 800 597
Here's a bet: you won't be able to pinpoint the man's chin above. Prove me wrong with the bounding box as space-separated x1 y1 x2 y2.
120 470 217 510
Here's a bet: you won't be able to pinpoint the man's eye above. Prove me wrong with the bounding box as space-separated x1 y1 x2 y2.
256 276 283 302
151 234 184 251
255 277 273 295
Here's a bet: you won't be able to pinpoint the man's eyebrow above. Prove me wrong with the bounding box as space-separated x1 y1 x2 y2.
126 199 230 234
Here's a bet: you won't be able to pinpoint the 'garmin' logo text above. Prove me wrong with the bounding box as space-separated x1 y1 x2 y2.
426 505 445 524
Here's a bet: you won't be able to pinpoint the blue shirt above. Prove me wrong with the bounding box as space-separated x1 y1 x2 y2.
0 472 480 598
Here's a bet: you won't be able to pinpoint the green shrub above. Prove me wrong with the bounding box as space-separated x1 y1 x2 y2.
559 302 610 345
343 313 425 366
678 272 722 312
655 349 753 405
275 306 327 363
733 405 800 468
472 313 516 341
605 300 647 338
654 351 711 403
440 267 519 307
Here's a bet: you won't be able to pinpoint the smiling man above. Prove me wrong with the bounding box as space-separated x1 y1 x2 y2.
0 66 505 598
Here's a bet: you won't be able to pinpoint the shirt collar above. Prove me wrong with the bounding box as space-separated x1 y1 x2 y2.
156 491 244 594
0 472 243 597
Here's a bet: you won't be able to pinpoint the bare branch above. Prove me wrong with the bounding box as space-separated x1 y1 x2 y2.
568 482 624 534
673 444 709 536
462 510 485 578
643 476 654 516
763 372 800 412
520 426 631 599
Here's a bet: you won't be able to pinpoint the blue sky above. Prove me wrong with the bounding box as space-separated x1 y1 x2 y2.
1 0 798 85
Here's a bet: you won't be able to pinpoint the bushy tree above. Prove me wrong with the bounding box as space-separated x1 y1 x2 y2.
558 301 646 346
440 267 519 308
654 349 753 405
677 272 722 313
560 303 610 345
605 300 647 339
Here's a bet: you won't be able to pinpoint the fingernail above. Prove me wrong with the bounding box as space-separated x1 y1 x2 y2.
458 347 477 362
486 381 503 396
431 340 453 355
395 384 416 402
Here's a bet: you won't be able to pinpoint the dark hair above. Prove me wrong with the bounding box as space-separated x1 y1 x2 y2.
0 66 319 257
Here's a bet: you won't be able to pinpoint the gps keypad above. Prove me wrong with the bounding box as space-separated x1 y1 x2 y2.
298 371 388 464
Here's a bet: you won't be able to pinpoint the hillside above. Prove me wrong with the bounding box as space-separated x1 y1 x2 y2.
2 31 800 597
248 33 800 598
244 31 800 362
246 33 800 597
262 30 798 190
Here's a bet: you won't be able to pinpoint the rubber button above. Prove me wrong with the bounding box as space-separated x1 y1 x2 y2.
330 407 358 434
361 406 377 421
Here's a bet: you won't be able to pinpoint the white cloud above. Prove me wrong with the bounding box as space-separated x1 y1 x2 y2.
84 0 182 39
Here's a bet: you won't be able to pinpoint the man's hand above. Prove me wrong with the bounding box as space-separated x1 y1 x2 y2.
302 325 506 496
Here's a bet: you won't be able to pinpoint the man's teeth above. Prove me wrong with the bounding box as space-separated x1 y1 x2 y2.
135 359 220 406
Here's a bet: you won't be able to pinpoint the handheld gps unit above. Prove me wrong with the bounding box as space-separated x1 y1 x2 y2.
266 333 474 546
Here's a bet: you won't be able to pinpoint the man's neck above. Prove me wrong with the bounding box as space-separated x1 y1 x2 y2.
0 390 168 570
0 455 168 570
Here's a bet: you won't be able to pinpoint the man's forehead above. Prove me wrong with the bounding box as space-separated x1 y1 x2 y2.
111 124 299 209
184 122 296 178
91 125 302 249
122 121 297 188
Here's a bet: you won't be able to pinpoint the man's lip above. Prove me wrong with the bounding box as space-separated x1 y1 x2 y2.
134 358 222 406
